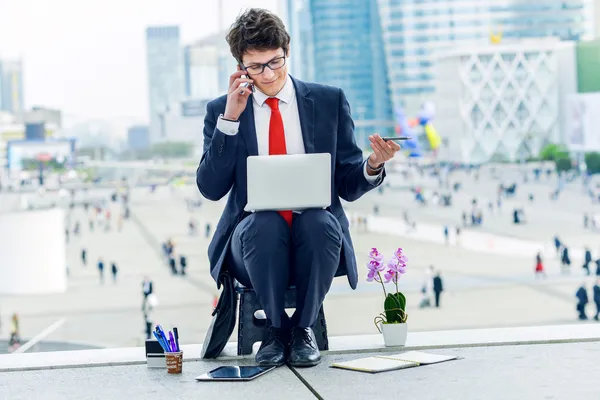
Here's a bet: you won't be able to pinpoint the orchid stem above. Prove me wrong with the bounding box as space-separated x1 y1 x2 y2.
395 279 398 295
377 272 387 297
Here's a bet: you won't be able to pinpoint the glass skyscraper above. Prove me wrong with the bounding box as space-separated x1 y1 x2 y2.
378 0 594 115
0 59 25 114
288 0 395 148
146 26 184 143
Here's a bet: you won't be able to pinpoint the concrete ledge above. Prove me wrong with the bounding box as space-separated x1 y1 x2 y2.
1 323 599 372
328 323 600 354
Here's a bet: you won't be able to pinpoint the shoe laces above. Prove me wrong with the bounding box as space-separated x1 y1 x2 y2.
264 326 285 346
294 328 316 349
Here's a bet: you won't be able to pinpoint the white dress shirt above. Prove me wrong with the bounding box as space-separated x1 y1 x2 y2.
216 75 380 181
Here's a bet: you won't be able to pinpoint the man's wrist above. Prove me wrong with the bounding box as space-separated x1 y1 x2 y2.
222 113 239 122
367 156 384 171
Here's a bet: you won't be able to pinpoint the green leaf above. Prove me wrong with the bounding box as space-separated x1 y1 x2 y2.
384 292 407 323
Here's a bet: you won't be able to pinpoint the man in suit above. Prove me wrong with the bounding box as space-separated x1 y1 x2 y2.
196 8 400 368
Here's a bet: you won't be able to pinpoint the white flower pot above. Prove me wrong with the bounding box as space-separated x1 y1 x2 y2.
380 322 408 347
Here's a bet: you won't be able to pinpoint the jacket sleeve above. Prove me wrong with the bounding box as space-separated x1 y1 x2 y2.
196 101 238 201
334 88 384 202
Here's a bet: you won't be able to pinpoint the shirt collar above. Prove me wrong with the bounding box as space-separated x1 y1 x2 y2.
253 75 295 107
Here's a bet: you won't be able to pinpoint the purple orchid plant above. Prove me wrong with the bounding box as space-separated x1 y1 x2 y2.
367 247 408 328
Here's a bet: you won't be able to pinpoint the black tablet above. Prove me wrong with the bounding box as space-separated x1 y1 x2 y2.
195 366 276 382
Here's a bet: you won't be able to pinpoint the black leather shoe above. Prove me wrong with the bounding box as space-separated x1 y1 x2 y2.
256 326 288 367
289 327 321 367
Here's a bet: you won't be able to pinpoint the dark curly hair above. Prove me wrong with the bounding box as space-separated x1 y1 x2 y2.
226 8 290 63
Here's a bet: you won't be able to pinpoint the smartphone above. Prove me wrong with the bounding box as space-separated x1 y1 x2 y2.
381 136 412 141
195 365 275 382
238 60 255 93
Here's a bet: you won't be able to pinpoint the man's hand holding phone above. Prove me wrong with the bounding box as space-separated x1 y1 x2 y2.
223 68 254 121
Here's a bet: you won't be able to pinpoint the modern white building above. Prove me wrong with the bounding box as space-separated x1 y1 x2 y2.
434 39 577 164
378 0 594 115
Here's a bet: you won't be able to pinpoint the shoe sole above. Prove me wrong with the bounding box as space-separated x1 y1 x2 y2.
288 359 321 368
256 359 286 367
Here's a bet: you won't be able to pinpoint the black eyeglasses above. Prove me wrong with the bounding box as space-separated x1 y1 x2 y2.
242 56 286 76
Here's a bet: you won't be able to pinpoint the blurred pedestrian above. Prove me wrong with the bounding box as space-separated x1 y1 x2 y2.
535 252 546 278
553 235 561 256
180 255 187 276
561 247 571 273
9 314 21 349
576 283 589 320
584 247 592 276
97 258 105 284
433 271 444 307
142 276 153 309
188 218 197 236
143 296 154 340
169 256 177 275
111 262 118 283
593 279 600 321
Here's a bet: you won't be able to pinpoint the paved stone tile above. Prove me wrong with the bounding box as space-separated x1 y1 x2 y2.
296 342 600 400
0 359 313 400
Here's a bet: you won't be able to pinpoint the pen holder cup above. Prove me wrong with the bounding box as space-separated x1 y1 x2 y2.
165 351 183 374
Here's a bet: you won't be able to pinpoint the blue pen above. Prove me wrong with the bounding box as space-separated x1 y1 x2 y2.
156 325 170 351
153 329 169 352
155 325 171 351
152 331 168 352
173 327 180 352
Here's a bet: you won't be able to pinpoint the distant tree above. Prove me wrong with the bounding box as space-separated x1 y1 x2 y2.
555 155 573 172
539 143 568 161
584 152 600 174
538 143 573 172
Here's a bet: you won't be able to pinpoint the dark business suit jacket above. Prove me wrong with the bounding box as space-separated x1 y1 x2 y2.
196 76 384 289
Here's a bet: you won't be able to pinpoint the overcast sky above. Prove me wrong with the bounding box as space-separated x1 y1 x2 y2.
0 0 278 125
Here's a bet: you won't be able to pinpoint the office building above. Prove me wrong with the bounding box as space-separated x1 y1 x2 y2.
378 0 594 115
287 0 395 147
0 109 61 169
0 59 25 114
152 99 205 157
284 0 314 81
183 32 235 100
127 125 150 151
146 26 184 143
434 39 577 164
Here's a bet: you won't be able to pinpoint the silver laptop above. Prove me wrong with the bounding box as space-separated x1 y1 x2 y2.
245 153 331 212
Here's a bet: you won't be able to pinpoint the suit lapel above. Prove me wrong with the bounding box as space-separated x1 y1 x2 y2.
292 77 315 154
239 97 258 156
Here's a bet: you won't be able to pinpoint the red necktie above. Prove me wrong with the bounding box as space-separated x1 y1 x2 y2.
265 97 293 227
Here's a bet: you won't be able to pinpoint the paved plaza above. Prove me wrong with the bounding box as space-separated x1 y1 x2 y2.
1 170 599 350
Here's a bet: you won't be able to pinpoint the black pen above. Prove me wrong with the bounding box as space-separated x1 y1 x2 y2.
173 327 180 352
381 136 412 141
